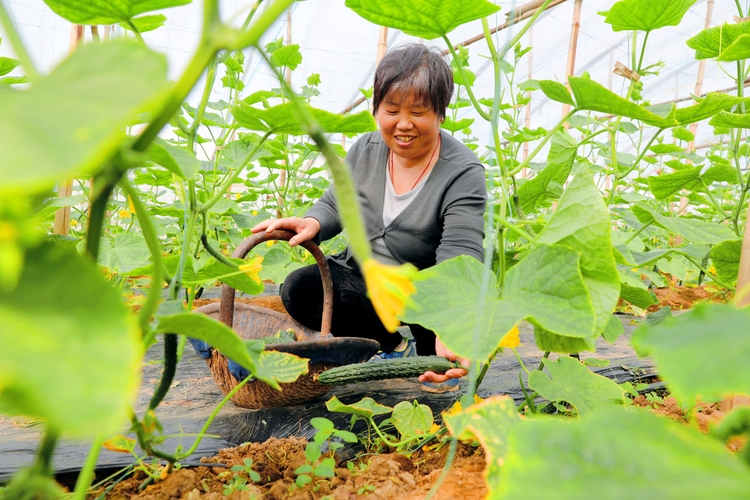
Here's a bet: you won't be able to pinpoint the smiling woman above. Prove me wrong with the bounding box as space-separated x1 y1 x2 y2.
252 44 488 391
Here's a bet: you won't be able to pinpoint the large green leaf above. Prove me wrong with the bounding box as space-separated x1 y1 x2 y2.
703 164 739 184
401 244 594 362
517 131 577 215
636 203 737 245
717 33 750 62
528 356 625 415
344 0 500 39
147 138 201 179
568 77 678 128
253 350 309 386
687 22 750 60
193 257 264 295
100 232 152 272
443 396 520 493
533 326 597 354
620 282 658 309
270 44 303 71
391 401 433 438
233 102 376 135
0 242 141 436
497 408 750 499
502 245 594 335
538 80 575 106
602 315 625 344
675 93 748 125
325 396 393 419
155 312 273 387
42 0 191 24
0 57 20 77
537 173 621 335
648 166 701 200
632 303 750 401
0 39 168 195
601 0 695 32
710 239 741 283
119 14 167 33
709 111 750 129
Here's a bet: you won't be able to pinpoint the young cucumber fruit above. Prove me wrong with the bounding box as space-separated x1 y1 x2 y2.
316 356 460 386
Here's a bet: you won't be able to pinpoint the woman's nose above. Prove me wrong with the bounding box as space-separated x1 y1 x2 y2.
396 115 413 129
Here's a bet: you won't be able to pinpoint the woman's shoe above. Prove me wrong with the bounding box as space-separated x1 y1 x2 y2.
420 378 460 393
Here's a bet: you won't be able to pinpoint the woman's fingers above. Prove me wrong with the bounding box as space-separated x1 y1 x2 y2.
250 217 320 246
418 367 468 383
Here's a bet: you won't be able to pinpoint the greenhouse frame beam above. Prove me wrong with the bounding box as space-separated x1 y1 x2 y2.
339 0 565 114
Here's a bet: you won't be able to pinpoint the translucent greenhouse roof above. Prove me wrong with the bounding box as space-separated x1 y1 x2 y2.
0 0 744 152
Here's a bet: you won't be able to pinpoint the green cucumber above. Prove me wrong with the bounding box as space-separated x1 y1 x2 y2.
317 356 459 386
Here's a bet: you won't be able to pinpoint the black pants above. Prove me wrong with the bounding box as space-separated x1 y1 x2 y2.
281 260 437 355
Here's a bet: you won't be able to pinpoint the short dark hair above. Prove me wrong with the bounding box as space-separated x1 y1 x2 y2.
373 44 454 120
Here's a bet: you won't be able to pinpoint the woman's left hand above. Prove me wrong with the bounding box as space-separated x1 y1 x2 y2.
418 338 469 383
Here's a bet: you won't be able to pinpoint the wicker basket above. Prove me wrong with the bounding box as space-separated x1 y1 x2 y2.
194 229 380 409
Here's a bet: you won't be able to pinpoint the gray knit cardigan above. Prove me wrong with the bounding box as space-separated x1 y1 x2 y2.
306 129 487 270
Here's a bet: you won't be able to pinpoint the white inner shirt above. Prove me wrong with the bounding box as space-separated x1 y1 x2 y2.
371 164 432 264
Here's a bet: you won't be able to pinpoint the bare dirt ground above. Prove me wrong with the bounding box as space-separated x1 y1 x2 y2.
98 438 487 500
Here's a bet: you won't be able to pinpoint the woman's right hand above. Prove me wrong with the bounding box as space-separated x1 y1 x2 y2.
251 217 321 247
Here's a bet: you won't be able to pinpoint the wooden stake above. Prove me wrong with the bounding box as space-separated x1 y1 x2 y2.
376 26 388 64
54 24 85 237
561 0 583 122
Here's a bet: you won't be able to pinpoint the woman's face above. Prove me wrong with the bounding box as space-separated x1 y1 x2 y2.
376 90 441 166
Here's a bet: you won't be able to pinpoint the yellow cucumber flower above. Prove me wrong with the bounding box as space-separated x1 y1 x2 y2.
361 259 418 333
500 325 521 349
239 255 264 284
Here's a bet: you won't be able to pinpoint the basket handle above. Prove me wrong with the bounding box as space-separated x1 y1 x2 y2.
219 229 333 336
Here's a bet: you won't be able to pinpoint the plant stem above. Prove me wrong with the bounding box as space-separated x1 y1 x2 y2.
36 427 60 475
512 348 531 375
538 351 550 370
200 234 238 268
187 56 219 153
232 0 295 49
494 213 534 242
736 0 745 18
496 0 555 61
120 178 169 334
0 1 40 82
683 255 736 291
636 31 650 73
72 435 104 500
258 47 373 262
511 110 576 176
130 410 178 463
623 220 653 245
442 33 489 120
132 42 218 153
199 131 272 212
519 370 537 413
616 128 663 180
699 179 731 221
125 20 145 43
424 438 457 500
176 371 257 459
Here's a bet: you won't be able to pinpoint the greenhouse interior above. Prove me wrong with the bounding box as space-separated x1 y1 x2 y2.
1 0 750 498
